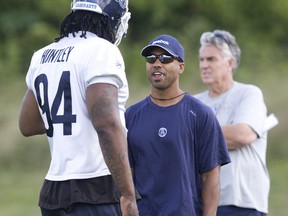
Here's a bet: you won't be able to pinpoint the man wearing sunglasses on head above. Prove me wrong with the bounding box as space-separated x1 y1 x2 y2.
125 34 231 216
194 30 270 216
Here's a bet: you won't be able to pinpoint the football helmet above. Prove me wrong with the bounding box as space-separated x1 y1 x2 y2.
71 0 131 46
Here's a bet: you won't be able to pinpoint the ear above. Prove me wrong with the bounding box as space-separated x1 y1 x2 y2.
178 62 185 74
228 58 236 69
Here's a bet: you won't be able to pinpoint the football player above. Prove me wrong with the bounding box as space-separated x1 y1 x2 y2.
19 1 138 215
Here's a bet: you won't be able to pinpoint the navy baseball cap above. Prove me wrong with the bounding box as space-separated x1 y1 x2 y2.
141 34 184 62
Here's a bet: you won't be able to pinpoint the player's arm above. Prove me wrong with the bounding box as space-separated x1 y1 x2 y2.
222 123 257 149
19 89 46 136
201 165 220 216
86 83 138 216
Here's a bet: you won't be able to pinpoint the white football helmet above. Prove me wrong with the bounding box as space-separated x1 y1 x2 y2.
71 0 131 46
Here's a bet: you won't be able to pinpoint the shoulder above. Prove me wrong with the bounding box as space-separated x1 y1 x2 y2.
182 94 215 120
233 82 264 98
72 34 125 76
126 98 149 116
81 35 121 55
184 94 214 112
125 97 153 123
193 90 209 100
234 81 262 93
61 32 122 58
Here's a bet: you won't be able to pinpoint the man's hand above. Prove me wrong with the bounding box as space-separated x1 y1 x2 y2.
120 195 139 216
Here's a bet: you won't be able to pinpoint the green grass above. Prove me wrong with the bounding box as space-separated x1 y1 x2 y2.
1 156 288 215
0 136 49 216
0 169 45 216
267 159 288 216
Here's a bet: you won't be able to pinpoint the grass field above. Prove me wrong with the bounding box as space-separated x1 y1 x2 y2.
1 147 288 216
1 79 287 216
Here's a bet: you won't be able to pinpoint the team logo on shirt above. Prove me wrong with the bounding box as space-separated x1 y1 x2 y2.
158 127 167 137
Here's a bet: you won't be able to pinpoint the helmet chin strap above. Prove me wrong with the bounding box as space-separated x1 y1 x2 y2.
114 11 131 46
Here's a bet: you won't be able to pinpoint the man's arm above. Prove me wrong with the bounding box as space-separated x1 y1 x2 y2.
222 123 257 150
86 83 138 216
201 166 220 216
19 90 46 136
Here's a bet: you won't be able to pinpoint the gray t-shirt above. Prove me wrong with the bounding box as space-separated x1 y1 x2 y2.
194 81 269 213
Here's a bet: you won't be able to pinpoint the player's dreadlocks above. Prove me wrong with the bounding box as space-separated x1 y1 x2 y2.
55 10 115 43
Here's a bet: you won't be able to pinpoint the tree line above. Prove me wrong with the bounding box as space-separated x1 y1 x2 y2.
1 0 287 82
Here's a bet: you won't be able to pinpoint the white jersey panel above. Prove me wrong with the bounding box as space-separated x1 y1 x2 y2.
26 32 128 181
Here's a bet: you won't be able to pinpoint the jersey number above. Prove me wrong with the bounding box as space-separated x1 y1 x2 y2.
34 71 76 137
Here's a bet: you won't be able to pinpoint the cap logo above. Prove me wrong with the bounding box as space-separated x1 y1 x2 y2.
152 40 169 45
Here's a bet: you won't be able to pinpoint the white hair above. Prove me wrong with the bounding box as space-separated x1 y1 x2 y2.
200 30 241 73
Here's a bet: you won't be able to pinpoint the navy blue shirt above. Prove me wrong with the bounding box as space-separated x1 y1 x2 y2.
125 94 230 216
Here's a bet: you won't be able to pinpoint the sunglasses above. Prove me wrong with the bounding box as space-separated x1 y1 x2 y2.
214 32 230 46
145 54 180 64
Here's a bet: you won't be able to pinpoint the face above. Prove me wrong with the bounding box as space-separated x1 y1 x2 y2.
145 47 184 91
199 45 234 86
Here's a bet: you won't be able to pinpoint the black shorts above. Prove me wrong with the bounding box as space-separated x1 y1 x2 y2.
41 202 121 216
39 175 121 210
39 175 140 211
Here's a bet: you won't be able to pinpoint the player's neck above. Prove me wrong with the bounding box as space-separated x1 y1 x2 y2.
150 89 185 107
